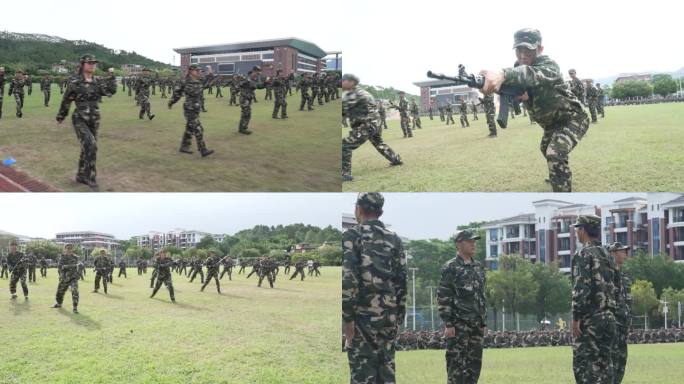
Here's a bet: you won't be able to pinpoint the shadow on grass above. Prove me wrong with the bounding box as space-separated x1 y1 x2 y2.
170 300 212 312
10 298 31 316
102 293 124 300
56 308 101 330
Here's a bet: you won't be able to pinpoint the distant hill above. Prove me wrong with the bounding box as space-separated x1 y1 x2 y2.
596 67 684 86
0 31 171 75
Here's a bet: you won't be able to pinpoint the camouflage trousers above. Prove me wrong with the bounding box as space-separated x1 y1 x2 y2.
239 98 253 132
273 95 288 118
43 89 51 107
539 113 588 192
342 123 402 177
72 112 101 184
300 91 313 111
150 268 158 287
138 95 152 118
612 324 629 384
201 270 221 292
189 267 204 283
446 113 455 125
14 92 24 116
597 102 605 118
347 316 399 384
460 113 470 128
55 274 79 308
151 275 175 301
440 112 445 122
588 101 598 122
572 311 616 384
28 266 36 282
220 266 232 280
317 89 325 105
0 265 8 278
485 112 496 136
229 91 238 106
265 88 273 100
289 268 305 281
400 115 412 137
215 86 223 98
181 106 209 154
446 322 484 384
257 270 275 288
9 270 28 296
94 271 108 293
412 114 422 129
472 112 478 120
377 116 387 129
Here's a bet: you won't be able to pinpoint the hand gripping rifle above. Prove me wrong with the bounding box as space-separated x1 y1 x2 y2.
426 64 525 128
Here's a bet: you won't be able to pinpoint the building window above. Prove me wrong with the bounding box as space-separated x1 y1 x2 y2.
262 53 274 59
199 57 215 63
652 218 660 255
190 57 199 64
241 54 260 61
490 245 498 256
539 229 546 263
489 229 498 241
217 63 235 74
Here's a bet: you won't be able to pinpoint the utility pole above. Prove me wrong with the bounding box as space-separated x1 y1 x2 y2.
427 286 436 331
409 267 419 331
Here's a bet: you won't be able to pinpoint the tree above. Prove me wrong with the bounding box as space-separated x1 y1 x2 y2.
196 235 216 250
24 240 62 261
610 80 653 99
631 279 659 329
652 74 678 97
623 253 684 295
487 255 539 329
530 262 571 322
660 287 684 325
318 245 342 266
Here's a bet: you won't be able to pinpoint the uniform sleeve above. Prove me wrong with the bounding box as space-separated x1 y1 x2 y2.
502 63 561 89
169 82 184 106
571 250 592 321
100 75 117 97
341 229 360 322
437 265 456 327
393 237 408 324
57 82 77 120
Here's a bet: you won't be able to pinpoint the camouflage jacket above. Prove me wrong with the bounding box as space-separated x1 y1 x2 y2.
571 240 619 321
154 258 174 279
40 258 48 267
585 84 598 103
410 103 419 115
272 75 288 98
567 78 585 103
170 77 207 111
9 77 26 95
26 254 37 266
40 77 52 91
238 77 265 104
437 255 487 327
93 255 112 271
57 74 117 121
0 73 5 91
502 55 585 128
615 272 632 327
204 255 221 272
342 219 407 325
445 104 453 113
135 76 153 97
342 86 379 129
480 95 495 114
58 253 80 280
7 251 27 271
398 98 409 117
299 77 312 93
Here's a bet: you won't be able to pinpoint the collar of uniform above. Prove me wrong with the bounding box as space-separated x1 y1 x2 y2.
456 254 478 266
360 219 385 228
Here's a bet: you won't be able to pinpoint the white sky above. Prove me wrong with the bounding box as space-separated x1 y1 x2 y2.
342 193 646 240
344 0 684 93
0 193 345 240
1 0 343 66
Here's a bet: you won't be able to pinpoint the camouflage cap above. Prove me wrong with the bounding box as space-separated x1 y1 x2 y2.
341 73 359 83
252 65 262 72
513 28 542 50
356 192 384 211
453 229 481 242
15 69 23 74
188 64 200 70
80 54 98 63
571 214 601 229
607 242 629 252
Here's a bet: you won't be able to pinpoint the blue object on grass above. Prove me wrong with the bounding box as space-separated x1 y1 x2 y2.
2 157 16 166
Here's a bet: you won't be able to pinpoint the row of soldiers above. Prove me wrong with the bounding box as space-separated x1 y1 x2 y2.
1 253 50 281
606 95 684 106
396 327 684 351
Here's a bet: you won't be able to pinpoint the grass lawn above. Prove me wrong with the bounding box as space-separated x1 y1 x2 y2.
342 103 684 192
0 266 344 384
0 85 340 191
340 343 684 383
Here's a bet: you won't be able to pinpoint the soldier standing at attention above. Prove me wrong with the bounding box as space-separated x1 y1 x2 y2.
571 215 619 384
7 241 29 300
26 253 37 283
438 230 486 384
608 242 632 384
51 244 80 313
56 54 117 190
39 256 48 277
271 70 289 119
168 64 214 158
341 74 402 182
41 75 53 107
585 80 599 123
200 251 222 294
8 69 26 118
92 249 111 294
150 250 176 303
118 259 127 278
343 193 407 384
479 29 589 192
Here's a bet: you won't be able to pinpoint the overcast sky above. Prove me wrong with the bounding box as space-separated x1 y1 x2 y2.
1 0 343 66
0 193 345 239
342 193 646 240
343 0 684 92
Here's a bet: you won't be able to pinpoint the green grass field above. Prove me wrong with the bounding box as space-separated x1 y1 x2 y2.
353 343 684 383
342 103 684 192
0 85 340 191
0 267 344 384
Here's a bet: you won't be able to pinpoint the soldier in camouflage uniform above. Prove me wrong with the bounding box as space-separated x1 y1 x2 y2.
51 244 80 313
229 74 240 106
25 74 32 95
377 100 388 129
56 55 117 190
585 80 598 123
596 83 605 118
150 250 176 303
438 230 486 384
214 76 223 98
445 103 455 125
410 100 422 129
289 259 306 281
219 255 234 280
168 64 214 157
237 66 266 135
343 193 407 384
0 255 8 279
567 69 585 106
477 95 497 138
0 67 5 119
257 257 278 288
438 104 445 122
341 74 402 182
135 68 156 120
26 253 37 283
272 70 289 119
608 242 631 384
40 256 48 277
571 215 619 384
188 256 205 284
299 73 314 111
118 259 127 278
40 75 53 107
92 249 111 294
8 69 26 118
77 260 86 281
264 76 273 100
471 102 478 121
459 99 470 128
7 241 29 300
428 102 434 120
390 92 412 138
480 29 589 192
200 251 222 293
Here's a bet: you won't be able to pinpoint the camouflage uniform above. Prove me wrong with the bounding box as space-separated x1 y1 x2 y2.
299 74 314 111
585 82 598 123
0 256 8 278
257 257 277 288
93 254 111 293
571 215 619 384
502 29 589 192
392 97 412 138
479 96 497 137
8 72 26 118
26 75 32 95
188 258 205 283
610 243 632 384
0 69 5 119
7 250 29 297
459 100 470 128
289 260 306 281
168 65 213 156
428 105 434 120
237 70 265 134
40 76 52 107
26 254 37 283
438 230 486 384
445 104 455 125
118 260 127 278
438 105 445 122
342 77 402 181
596 85 605 118
229 75 240 106
200 253 222 293
219 256 234 280
343 193 407 384
150 257 175 302
56 55 117 188
410 101 422 129
39 257 48 277
377 102 388 129
55 252 80 310
264 77 273 100
567 77 585 106
471 102 478 121
272 73 289 119
135 70 155 120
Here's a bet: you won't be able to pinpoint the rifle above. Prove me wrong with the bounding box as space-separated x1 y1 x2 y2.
426 64 526 128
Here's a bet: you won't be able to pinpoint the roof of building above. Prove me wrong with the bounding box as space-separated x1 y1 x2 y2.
532 199 574 206
483 213 535 227
663 194 684 207
613 196 647 203
173 37 327 58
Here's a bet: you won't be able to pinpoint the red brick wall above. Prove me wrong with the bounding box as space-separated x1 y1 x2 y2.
273 46 297 75
180 54 191 73
421 87 430 109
